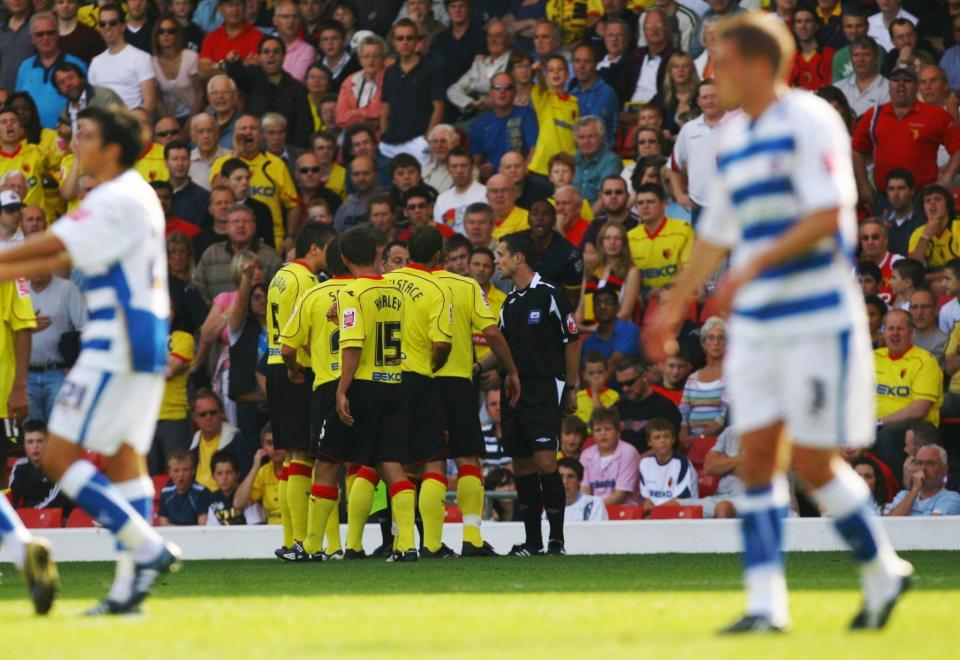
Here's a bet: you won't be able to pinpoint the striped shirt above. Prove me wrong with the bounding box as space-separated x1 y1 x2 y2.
699 91 863 340
678 372 728 436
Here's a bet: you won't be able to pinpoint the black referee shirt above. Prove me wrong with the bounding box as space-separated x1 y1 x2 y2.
499 272 579 378
381 58 446 144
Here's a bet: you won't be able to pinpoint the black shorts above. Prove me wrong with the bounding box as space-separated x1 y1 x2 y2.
402 371 447 463
0 418 23 456
313 380 405 466
501 375 563 459
266 363 314 450
438 376 483 458
309 380 341 458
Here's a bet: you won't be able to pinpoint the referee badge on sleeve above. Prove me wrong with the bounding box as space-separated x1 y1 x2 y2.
528 310 542 324
566 313 578 334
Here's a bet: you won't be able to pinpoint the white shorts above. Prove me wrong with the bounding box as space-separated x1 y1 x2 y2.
48 364 165 456
725 325 875 449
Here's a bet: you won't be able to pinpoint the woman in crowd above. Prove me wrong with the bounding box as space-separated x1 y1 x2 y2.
577 222 641 330
865 294 888 349
7 92 66 215
152 18 203 122
694 16 721 80
507 50 535 107
851 456 889 515
816 85 856 134
657 52 701 138
305 62 334 132
335 34 386 132
678 316 729 451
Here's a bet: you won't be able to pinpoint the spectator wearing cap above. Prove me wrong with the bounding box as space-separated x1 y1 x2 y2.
446 17 511 120
887 444 960 516
198 0 263 80
224 36 313 148
853 64 960 212
15 12 88 130
0 190 24 247
272 0 315 83
867 0 917 53
572 116 622 206
430 0 488 90
469 71 538 180
88 3 158 112
835 36 889 117
378 18 445 169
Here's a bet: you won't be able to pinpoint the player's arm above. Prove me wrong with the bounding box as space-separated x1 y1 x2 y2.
602 490 629 506
10 328 31 420
0 233 72 282
563 338 581 415
481 324 521 407
887 474 922 516
879 399 933 425
336 347 360 426
379 101 391 137
431 340 452 372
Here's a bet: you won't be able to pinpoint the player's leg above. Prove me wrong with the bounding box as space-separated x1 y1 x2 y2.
534 449 565 555
303 459 341 558
455 457 494 556
380 461 417 561
277 463 293 555
510 456 544 555
0 488 58 614
345 465 379 556
285 448 313 551
418 459 451 557
408 375 452 557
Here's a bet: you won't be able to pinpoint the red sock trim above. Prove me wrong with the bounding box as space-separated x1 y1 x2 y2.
346 464 361 476
310 484 339 501
389 480 415 497
287 462 312 478
458 464 482 480
423 471 448 486
279 467 289 482
356 466 380 486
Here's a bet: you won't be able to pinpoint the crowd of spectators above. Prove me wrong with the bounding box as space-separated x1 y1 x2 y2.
4 0 960 527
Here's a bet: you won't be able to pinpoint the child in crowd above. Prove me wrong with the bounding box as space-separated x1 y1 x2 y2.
157 450 212 526
575 351 620 428
856 261 882 298
559 416 588 461
889 258 925 311
234 423 286 526
9 420 70 511
557 458 608 522
579 408 641 506
206 450 264 526
639 418 698 516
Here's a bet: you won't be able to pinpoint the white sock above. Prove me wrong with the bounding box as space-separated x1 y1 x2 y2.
0 495 32 569
744 564 790 625
107 552 135 603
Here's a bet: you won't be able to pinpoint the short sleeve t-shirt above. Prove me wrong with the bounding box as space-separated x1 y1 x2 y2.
874 345 943 425
88 44 155 109
579 440 641 505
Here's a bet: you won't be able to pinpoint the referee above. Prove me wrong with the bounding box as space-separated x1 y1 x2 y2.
481 231 581 556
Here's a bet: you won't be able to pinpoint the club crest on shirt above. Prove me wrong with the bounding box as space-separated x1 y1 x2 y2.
667 476 673 488
15 277 29 297
343 308 356 328
528 310 541 324
662 248 672 260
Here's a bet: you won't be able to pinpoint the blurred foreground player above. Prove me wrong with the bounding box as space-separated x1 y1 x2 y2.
646 12 912 633
0 106 181 615
0 277 59 614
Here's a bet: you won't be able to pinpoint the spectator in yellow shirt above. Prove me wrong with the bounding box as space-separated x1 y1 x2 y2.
874 308 944 478
626 183 693 298
235 423 285 525
188 390 241 491
528 54 579 178
486 173 529 238
575 351 620 429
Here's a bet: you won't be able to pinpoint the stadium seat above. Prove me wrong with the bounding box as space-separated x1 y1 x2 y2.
686 436 717 470
65 508 96 528
444 504 463 523
699 296 722 323
606 504 644 520
152 474 170 497
648 505 703 520
16 507 63 528
698 474 719 497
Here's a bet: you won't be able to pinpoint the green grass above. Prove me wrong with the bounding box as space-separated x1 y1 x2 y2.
1 552 957 659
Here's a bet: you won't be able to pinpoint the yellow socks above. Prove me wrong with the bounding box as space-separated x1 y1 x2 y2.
346 467 378 552
419 472 447 553
304 484 339 555
286 460 313 543
278 463 293 549
324 489 342 554
457 465 484 548
391 480 416 553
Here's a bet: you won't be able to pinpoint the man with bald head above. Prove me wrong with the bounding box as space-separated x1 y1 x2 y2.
874 308 943 473
189 113 229 189
334 156 379 233
500 151 550 209
469 71 538 180
206 73 240 148
154 117 182 146
295 151 341 224
445 17 512 118
20 204 46 237
486 173 529 238
554 185 589 247
888 444 960 515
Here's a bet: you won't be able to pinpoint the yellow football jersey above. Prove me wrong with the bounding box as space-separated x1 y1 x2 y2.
492 205 530 239
325 162 346 200
281 276 352 388
252 463 282 524
907 221 960 270
385 265 453 377
874 345 943 425
267 260 317 366
211 151 300 248
474 284 506 360
528 86 579 176
158 330 195 420
338 276 405 383
575 387 621 427
0 279 36 419
134 142 170 183
546 0 589 45
0 143 46 210
434 268 498 379
947 324 960 395
627 218 694 292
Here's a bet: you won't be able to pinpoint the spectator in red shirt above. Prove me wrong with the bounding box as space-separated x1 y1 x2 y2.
198 0 263 80
789 6 834 91
553 185 589 248
853 64 960 211
153 180 201 239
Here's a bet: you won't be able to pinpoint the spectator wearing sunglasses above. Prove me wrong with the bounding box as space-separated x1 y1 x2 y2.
188 389 241 491
88 3 158 112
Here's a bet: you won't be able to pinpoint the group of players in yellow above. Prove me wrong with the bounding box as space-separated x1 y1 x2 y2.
264 222 520 561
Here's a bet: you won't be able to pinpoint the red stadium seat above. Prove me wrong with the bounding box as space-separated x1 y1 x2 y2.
152 474 170 505
698 474 719 497
444 504 463 523
686 436 717 470
16 507 63 528
606 505 644 520
699 296 723 323
648 505 703 520
65 508 96 528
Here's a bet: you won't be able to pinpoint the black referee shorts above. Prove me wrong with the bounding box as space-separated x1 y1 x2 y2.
402 371 447 463
309 379 341 459
266 363 313 451
313 380 406 466
0 417 22 457
438 376 484 459
501 375 563 459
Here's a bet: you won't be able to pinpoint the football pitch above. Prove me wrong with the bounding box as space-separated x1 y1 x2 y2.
1 552 957 659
